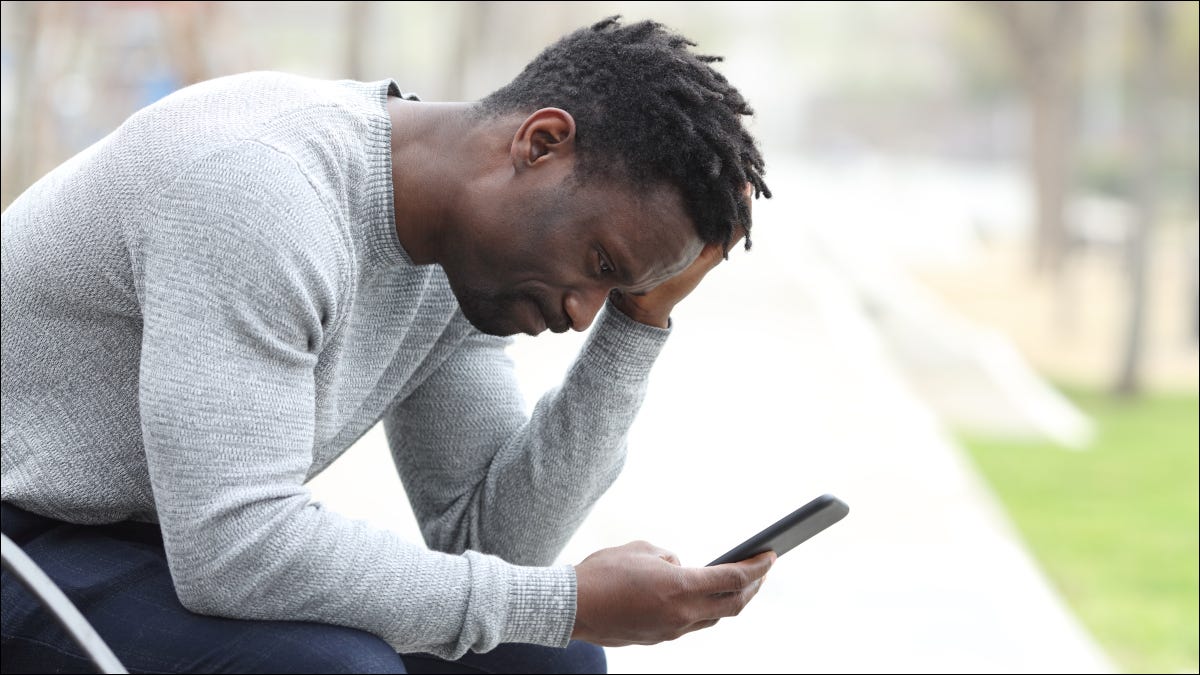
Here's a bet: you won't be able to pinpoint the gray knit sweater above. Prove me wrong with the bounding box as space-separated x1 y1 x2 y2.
0 72 669 658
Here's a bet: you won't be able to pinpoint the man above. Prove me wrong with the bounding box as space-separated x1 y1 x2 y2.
1 16 773 674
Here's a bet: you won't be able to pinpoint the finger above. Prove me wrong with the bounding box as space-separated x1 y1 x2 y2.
724 224 747 255
710 576 765 618
694 573 768 623
659 551 682 566
690 550 775 594
678 618 720 638
728 182 753 255
701 241 728 268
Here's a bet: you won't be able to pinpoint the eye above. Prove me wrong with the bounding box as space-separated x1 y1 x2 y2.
597 249 614 275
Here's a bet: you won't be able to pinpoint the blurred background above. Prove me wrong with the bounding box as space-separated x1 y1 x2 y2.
2 2 1196 673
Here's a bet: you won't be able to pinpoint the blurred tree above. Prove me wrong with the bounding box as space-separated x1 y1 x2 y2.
1 2 41 211
1172 3 1200 347
1115 1 1168 397
1 3 87 211
988 1 1084 277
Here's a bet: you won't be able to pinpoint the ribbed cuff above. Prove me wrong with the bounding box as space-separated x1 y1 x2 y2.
500 563 577 648
574 299 671 383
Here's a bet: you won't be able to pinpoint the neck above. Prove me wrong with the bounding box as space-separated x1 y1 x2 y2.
386 97 477 265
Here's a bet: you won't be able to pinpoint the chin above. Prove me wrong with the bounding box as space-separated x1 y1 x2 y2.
458 301 518 336
452 287 521 337
469 316 521 337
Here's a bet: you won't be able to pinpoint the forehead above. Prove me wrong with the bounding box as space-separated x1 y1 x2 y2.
573 179 704 289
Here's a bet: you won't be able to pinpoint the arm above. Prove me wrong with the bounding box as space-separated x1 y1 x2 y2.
384 299 668 566
384 194 751 563
387 190 766 647
138 143 565 659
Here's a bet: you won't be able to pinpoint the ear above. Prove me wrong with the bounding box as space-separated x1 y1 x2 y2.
510 108 576 172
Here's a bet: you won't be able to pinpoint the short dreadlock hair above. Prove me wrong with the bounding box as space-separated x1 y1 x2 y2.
476 16 771 253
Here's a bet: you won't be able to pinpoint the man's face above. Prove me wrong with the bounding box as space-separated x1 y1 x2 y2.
441 175 704 337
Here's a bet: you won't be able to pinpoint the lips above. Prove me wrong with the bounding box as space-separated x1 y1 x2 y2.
543 304 571 333
520 299 547 336
522 296 569 335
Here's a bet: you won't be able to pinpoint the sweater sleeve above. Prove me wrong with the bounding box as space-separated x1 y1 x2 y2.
136 141 565 659
384 299 670 584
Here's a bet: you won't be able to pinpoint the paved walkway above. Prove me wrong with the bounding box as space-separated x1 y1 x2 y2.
309 161 1114 672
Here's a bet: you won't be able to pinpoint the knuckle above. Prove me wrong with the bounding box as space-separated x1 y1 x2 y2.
736 588 757 614
674 569 696 595
736 566 755 585
721 591 748 617
723 569 746 591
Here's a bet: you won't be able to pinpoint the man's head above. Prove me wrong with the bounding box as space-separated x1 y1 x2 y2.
439 17 770 336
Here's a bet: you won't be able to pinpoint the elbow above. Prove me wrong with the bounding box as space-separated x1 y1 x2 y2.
175 585 222 616
175 581 223 616
420 516 470 556
416 493 481 556
172 568 243 617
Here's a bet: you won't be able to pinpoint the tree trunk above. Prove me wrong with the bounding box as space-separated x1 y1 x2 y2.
1114 1 1166 397
989 1 1082 278
1030 75 1073 275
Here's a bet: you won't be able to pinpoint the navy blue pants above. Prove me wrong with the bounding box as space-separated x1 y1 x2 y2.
0 503 605 674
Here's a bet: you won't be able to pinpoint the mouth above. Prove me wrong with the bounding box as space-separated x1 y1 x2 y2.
544 304 571 334
518 297 548 336
521 296 570 335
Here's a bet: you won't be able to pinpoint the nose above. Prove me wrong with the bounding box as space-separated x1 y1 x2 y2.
563 286 609 332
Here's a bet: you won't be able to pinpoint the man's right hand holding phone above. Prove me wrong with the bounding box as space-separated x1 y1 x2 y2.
571 540 776 646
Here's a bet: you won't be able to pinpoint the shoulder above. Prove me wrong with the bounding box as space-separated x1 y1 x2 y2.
144 71 346 111
129 140 355 348
121 71 393 168
142 140 353 298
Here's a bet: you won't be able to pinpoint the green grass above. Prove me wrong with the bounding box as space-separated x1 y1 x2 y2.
960 387 1199 674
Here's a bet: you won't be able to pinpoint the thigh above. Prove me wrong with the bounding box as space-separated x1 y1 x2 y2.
1 504 405 674
401 640 606 675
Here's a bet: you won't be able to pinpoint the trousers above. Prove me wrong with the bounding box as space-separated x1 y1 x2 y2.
0 502 604 674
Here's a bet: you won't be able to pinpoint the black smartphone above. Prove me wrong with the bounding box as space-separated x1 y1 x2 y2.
707 494 849 566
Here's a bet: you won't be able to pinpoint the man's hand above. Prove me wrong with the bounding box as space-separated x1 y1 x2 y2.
571 540 775 647
611 184 753 328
